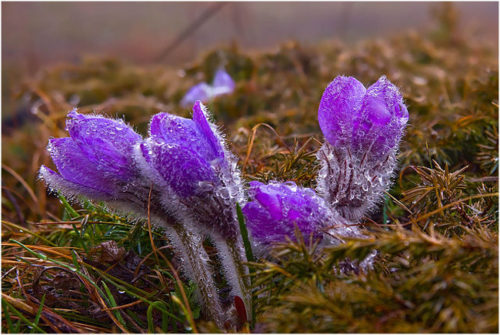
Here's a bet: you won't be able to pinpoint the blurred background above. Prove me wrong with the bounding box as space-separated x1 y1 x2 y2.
3 2 498 73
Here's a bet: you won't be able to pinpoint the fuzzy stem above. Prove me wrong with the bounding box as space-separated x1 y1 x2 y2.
168 224 225 328
212 233 252 322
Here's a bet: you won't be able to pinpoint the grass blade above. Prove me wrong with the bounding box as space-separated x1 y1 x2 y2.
101 281 127 328
236 202 256 328
31 294 46 333
2 299 14 333
236 203 254 263
1 299 46 333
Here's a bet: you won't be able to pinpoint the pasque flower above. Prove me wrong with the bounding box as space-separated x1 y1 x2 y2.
40 104 249 328
39 74 405 327
316 76 409 221
137 101 243 236
243 181 361 248
181 68 235 107
135 101 250 322
39 109 143 203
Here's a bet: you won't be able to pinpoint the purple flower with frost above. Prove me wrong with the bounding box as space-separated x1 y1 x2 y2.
39 107 247 328
39 110 182 251
181 68 235 107
134 100 250 322
242 181 361 248
39 109 144 205
136 100 243 238
316 75 409 221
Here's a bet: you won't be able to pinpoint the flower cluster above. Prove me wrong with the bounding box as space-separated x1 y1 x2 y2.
243 76 407 247
41 102 247 329
41 75 408 328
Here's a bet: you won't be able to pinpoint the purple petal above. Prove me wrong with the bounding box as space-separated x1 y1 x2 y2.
47 138 118 195
147 140 217 197
212 68 235 95
39 165 113 200
149 112 217 162
318 76 366 147
192 101 225 160
353 76 408 158
140 142 152 164
241 201 269 226
65 110 141 182
243 181 329 245
181 82 212 107
250 181 283 221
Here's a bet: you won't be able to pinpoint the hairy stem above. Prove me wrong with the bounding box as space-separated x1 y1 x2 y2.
168 224 225 328
212 233 251 322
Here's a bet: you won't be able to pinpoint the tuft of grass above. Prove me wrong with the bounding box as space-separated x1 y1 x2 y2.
2 200 198 333
249 224 498 333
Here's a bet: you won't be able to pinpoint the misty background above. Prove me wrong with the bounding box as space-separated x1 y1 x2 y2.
3 2 498 75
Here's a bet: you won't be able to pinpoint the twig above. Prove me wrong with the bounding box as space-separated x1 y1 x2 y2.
411 192 499 224
154 2 228 62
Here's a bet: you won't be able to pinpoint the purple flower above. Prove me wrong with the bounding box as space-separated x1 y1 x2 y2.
212 68 236 95
40 109 142 201
181 68 235 107
316 76 409 221
136 100 243 238
181 83 213 107
243 181 359 247
135 100 250 318
318 76 366 149
40 107 249 326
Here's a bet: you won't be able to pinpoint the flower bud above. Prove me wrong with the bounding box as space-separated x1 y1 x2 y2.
243 181 360 248
181 68 235 107
40 109 142 202
317 76 409 221
136 101 243 238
